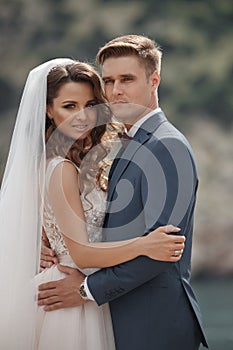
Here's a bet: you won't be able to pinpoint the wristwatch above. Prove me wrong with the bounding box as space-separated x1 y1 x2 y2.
79 281 89 300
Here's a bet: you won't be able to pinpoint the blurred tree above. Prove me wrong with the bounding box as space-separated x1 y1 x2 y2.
0 0 233 280
0 0 232 125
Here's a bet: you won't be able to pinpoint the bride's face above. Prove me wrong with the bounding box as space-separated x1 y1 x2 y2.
47 81 98 140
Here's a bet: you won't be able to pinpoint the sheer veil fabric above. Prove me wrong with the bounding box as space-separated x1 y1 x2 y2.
0 58 74 349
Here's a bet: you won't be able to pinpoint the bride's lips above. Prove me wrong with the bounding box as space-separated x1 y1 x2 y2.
72 124 89 131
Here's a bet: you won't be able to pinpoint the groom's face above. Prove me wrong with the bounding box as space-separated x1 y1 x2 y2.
102 55 159 126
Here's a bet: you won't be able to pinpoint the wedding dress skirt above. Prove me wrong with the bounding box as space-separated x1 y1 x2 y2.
35 255 115 350
34 157 115 349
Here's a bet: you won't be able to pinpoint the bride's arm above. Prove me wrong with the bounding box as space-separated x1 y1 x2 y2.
48 162 185 269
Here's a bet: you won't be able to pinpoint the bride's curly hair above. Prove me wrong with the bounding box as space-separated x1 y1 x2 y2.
45 62 112 198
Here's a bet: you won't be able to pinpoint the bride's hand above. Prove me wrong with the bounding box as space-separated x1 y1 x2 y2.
40 228 59 271
142 225 185 262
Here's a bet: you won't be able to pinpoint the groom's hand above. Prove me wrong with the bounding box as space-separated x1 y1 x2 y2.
38 265 87 311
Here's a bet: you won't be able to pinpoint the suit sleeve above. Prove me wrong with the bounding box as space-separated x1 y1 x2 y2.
87 137 198 305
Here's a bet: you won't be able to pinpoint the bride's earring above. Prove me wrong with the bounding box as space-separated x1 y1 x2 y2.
46 107 56 128
50 118 56 127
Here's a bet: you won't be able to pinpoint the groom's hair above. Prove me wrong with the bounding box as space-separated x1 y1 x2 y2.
96 34 162 77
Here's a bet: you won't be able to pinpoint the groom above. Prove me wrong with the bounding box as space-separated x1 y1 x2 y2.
39 35 208 349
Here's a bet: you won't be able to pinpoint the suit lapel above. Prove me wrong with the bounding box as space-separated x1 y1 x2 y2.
107 111 168 203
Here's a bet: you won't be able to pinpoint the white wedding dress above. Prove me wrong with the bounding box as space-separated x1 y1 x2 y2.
35 157 115 350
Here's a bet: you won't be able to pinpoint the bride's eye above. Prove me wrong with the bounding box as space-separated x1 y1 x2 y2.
86 101 97 109
64 103 76 109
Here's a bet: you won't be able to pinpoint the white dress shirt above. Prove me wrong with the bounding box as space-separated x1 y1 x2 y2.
83 107 162 301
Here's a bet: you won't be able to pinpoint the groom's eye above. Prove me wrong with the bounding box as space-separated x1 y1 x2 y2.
104 79 114 85
122 75 133 82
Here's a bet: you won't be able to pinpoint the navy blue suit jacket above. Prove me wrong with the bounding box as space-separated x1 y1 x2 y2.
88 112 208 350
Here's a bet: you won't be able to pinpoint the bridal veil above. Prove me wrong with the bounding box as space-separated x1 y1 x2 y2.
0 58 74 349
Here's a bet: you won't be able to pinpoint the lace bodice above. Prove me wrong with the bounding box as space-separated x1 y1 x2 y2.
43 157 106 264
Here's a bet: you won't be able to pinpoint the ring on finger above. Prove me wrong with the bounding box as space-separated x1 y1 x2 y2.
174 249 180 256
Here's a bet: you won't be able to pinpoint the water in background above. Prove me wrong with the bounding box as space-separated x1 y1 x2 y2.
192 277 233 350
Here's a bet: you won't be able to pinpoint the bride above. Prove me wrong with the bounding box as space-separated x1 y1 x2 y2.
0 58 185 349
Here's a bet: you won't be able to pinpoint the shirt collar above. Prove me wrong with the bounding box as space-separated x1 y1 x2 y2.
127 107 162 137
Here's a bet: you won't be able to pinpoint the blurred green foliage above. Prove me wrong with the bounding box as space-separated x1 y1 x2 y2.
1 4 232 343
0 0 232 126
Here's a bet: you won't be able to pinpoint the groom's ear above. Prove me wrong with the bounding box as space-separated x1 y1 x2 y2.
150 70 160 91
